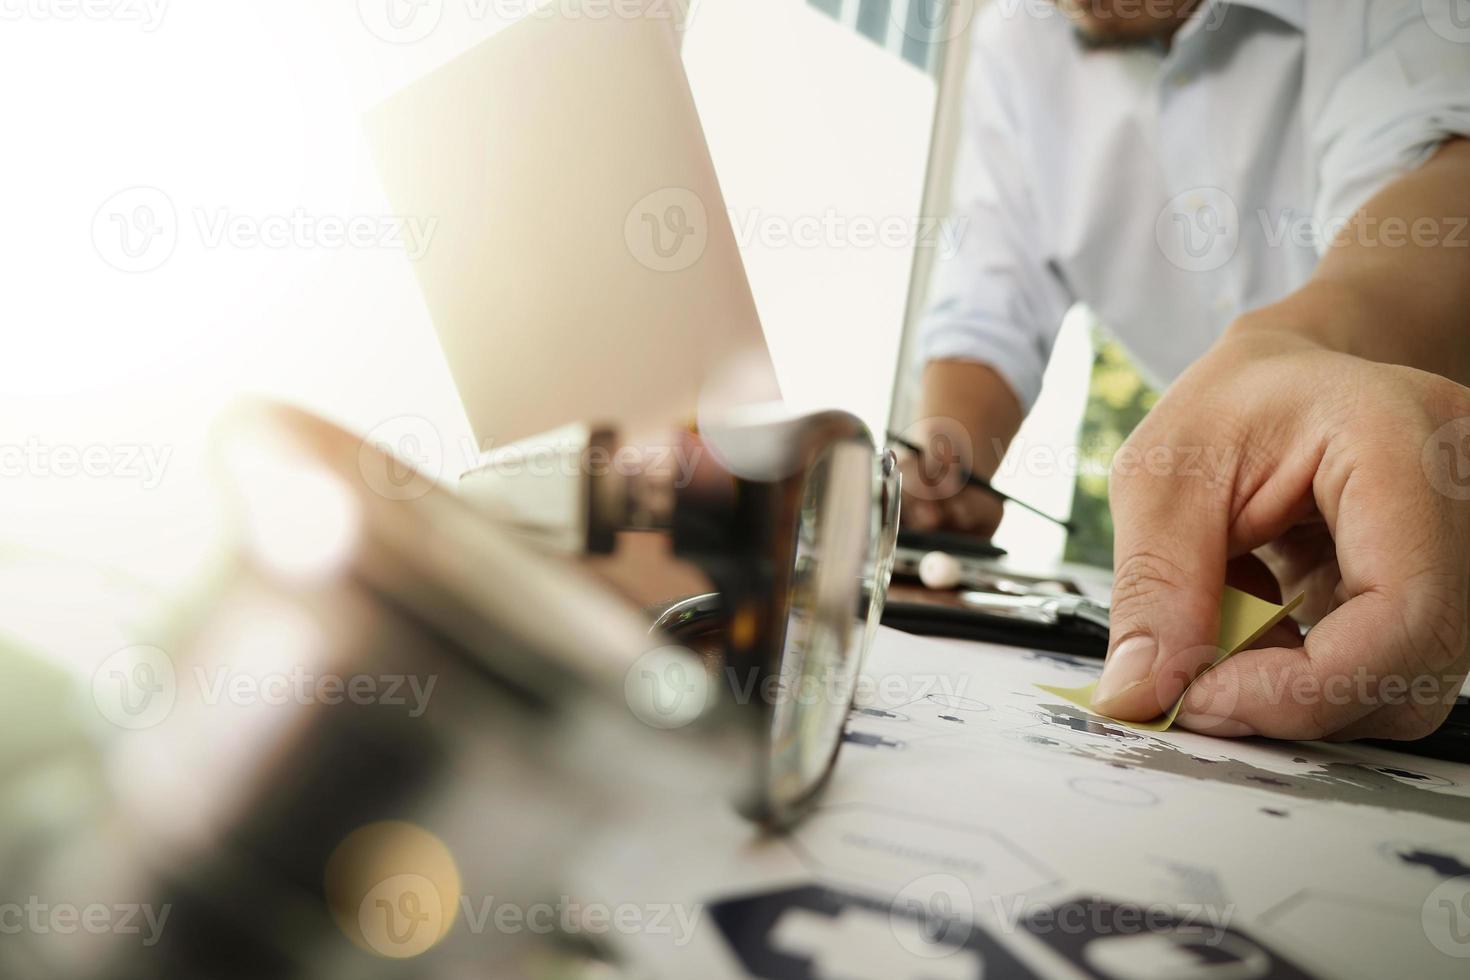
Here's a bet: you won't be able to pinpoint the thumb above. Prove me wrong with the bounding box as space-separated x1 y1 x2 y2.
1095 460 1228 720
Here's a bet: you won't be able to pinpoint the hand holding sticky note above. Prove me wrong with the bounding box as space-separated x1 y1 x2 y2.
1038 587 1305 732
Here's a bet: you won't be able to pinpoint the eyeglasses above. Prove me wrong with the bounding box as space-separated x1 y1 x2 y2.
758 421 900 824
642 413 902 828
362 408 904 829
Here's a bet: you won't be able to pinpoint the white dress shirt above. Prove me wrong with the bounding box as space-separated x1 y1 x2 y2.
918 0 1470 411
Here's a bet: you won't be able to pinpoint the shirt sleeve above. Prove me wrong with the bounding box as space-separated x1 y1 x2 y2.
1310 0 1470 249
915 18 1073 414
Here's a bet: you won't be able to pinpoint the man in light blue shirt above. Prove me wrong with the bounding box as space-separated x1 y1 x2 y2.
905 0 1470 742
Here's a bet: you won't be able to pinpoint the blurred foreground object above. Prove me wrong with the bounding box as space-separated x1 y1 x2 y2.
2 403 742 979
2 401 901 978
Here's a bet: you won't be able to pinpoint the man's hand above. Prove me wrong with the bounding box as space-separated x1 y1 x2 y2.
897 440 1006 538
1093 323 1470 741
899 360 1023 540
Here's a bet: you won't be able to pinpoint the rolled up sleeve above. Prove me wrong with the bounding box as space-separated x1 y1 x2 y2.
1311 1 1470 249
916 19 1072 414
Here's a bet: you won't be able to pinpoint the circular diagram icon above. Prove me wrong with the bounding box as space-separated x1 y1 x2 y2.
326 822 461 959
1423 0 1470 44
92 645 177 730
1155 187 1240 273
358 873 446 959
1423 876 1470 958
358 415 444 502
625 187 709 273
624 645 713 730
890 873 976 959
894 0 975 46
93 186 178 274
1422 417 1470 501
357 0 444 44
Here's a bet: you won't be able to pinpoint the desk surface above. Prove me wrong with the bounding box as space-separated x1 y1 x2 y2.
580 626 1470 979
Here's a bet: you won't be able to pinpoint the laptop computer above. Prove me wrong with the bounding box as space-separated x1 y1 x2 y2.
365 6 779 450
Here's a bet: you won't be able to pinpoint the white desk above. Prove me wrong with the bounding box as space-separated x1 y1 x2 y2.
578 626 1470 979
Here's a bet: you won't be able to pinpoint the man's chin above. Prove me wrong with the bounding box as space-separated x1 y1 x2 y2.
1056 0 1198 47
1069 22 1162 49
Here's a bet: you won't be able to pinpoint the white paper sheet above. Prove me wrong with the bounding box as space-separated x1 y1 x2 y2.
576 626 1470 979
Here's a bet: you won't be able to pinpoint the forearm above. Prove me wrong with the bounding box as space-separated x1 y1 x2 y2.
917 359 1025 478
1235 139 1470 385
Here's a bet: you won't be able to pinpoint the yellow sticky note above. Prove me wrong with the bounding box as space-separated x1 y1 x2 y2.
1037 588 1305 732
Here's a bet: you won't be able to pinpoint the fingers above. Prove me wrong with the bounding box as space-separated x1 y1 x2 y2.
898 449 952 531
901 483 1005 537
1095 436 1231 721
903 496 943 531
1175 645 1333 739
942 487 1005 538
1326 684 1462 742
898 440 1004 538
1176 425 1470 740
1177 591 1468 741
1254 524 1341 625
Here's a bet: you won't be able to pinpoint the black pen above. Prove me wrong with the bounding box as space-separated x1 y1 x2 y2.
886 432 1077 534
